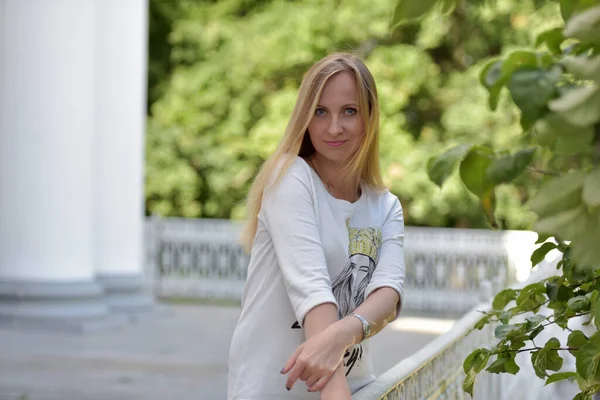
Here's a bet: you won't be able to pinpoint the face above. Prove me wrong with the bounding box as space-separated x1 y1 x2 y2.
351 254 371 285
307 71 365 166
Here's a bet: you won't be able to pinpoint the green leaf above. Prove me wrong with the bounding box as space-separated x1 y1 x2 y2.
459 146 495 197
440 0 457 15
486 148 536 185
507 67 561 127
530 325 544 340
463 348 491 374
569 330 589 356
495 324 517 339
569 208 600 269
486 355 520 374
535 206 587 239
545 371 577 385
533 113 595 156
585 291 599 302
463 369 477 397
554 305 569 328
474 313 493 330
564 5 600 45
567 295 591 312
576 340 600 380
532 337 564 378
583 168 600 207
493 289 518 310
517 283 548 312
532 242 558 267
391 0 438 28
549 86 600 127
536 234 552 244
535 28 566 55
546 277 574 302
528 172 586 218
592 297 600 330
562 56 600 83
479 52 540 113
560 0 575 21
502 51 540 76
427 144 472 187
526 314 547 330
499 310 513 324
480 60 505 110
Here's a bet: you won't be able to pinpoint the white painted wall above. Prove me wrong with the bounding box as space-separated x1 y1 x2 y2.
0 0 96 281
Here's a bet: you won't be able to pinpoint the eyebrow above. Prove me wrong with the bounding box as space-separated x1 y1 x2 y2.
316 103 358 109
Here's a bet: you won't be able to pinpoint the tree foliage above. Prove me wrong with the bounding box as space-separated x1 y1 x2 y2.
146 0 561 229
393 0 600 398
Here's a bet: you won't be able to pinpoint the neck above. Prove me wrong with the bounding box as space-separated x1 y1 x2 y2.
309 155 361 202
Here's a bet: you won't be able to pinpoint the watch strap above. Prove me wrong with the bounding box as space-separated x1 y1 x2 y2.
350 312 372 340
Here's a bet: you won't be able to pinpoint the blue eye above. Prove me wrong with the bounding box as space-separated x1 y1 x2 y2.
315 108 326 116
345 108 357 116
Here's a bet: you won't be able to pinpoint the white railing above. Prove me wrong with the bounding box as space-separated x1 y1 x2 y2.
352 303 500 400
144 217 538 314
352 256 581 400
143 217 573 399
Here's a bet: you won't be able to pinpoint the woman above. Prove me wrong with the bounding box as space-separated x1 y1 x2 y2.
228 53 406 399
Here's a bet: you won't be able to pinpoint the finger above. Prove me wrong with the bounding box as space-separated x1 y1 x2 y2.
304 373 320 389
281 346 302 375
299 370 310 382
285 363 305 391
308 373 333 393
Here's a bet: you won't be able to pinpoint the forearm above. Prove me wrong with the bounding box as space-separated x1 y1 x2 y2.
337 287 400 346
305 287 400 348
303 302 341 339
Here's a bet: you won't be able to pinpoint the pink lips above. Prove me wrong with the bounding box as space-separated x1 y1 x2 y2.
325 141 346 148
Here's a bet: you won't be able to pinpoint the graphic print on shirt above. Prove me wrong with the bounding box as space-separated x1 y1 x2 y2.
289 224 382 376
334 224 382 376
332 225 382 319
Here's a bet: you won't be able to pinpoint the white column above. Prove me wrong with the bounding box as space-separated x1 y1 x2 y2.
93 0 152 313
0 0 111 329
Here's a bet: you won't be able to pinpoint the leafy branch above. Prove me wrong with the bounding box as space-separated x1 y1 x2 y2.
392 0 600 398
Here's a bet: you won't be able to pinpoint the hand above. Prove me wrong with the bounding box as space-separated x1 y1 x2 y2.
320 367 351 400
280 323 351 392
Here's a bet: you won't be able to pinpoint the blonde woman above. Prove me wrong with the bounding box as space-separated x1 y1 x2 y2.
228 53 406 400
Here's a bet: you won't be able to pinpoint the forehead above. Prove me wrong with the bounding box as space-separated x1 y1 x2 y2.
318 71 358 105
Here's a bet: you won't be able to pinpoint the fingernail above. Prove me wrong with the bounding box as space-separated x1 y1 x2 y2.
286 386 291 391
280 368 285 374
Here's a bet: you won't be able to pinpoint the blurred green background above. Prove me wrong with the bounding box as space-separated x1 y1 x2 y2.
144 0 563 230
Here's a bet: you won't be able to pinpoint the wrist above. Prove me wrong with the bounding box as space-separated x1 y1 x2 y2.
332 315 363 349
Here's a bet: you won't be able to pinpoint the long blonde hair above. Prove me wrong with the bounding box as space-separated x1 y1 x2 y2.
241 53 385 252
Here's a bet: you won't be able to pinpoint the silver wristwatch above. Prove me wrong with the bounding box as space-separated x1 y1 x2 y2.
350 312 372 339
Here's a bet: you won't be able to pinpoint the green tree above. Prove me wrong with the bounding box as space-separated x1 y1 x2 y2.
393 0 600 398
147 0 558 229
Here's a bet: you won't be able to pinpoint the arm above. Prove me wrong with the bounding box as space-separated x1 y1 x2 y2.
329 197 406 344
282 196 406 391
281 288 400 393
261 158 338 330
261 159 344 391
281 303 355 394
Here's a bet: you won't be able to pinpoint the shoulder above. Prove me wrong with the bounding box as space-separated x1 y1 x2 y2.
364 185 402 212
268 154 313 187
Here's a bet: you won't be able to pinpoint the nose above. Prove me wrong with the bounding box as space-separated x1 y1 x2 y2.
327 116 343 136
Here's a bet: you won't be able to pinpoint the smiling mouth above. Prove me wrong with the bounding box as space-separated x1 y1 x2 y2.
325 141 346 147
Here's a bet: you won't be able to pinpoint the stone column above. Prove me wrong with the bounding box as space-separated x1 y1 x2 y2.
0 0 112 330
93 0 153 315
